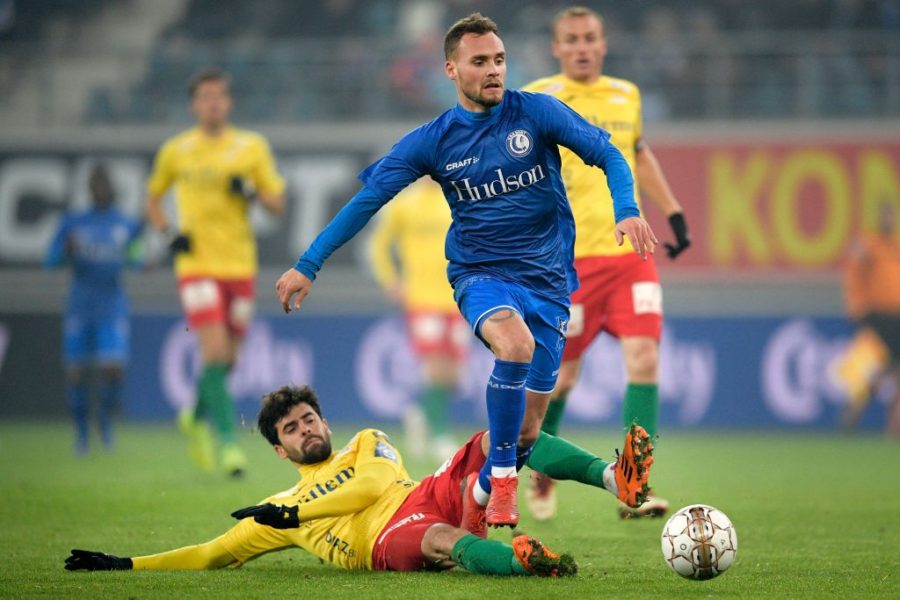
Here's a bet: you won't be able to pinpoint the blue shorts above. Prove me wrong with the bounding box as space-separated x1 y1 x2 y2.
454 275 569 394
63 311 129 366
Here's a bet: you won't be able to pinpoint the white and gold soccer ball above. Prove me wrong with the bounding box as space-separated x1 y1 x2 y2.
661 504 737 580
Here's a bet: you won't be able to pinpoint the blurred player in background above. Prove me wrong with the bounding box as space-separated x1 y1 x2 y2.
146 68 286 477
275 14 656 528
368 177 467 463
523 6 691 520
45 164 143 455
65 384 654 576
839 203 900 437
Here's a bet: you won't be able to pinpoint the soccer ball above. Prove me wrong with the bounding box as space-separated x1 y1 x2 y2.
660 504 737 580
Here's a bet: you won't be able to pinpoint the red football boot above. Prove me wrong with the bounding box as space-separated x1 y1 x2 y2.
485 475 519 528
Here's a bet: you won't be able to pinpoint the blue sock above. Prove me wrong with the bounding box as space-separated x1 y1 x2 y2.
477 359 530 494
68 381 89 452
98 375 121 449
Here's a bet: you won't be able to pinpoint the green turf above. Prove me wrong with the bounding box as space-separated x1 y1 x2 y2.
1 422 897 598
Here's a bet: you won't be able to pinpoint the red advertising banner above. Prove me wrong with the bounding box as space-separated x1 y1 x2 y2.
649 141 900 272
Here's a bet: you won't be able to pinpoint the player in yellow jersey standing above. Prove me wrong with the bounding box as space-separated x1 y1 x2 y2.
146 68 286 477
368 178 469 463
522 6 691 520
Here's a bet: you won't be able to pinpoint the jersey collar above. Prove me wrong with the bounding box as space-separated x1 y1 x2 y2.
453 97 505 126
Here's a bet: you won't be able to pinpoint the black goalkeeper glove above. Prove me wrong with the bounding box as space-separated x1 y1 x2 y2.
64 549 133 571
229 175 257 202
231 503 300 529
664 212 691 259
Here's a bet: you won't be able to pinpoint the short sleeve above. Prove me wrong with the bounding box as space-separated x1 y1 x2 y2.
634 87 643 144
250 136 286 197
146 140 176 198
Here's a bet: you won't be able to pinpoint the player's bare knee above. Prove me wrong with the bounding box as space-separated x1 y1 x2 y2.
553 374 576 398
624 339 659 382
552 360 580 398
491 337 534 363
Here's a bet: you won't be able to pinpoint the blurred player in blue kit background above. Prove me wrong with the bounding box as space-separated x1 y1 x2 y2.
45 165 143 454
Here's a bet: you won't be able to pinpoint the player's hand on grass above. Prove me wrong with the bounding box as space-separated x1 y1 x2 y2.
229 176 257 202
231 503 300 529
276 268 313 314
663 212 691 259
615 216 658 260
64 549 133 571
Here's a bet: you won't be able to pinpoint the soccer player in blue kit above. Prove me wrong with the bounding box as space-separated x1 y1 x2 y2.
276 13 658 531
45 165 143 454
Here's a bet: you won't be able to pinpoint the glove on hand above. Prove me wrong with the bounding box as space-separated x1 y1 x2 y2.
229 176 257 202
167 231 191 255
64 549 133 571
664 212 691 259
231 503 300 529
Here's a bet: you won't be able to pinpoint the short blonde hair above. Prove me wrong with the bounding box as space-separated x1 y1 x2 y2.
553 6 606 39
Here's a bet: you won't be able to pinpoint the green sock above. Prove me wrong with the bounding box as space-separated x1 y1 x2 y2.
199 363 237 444
623 383 659 439
541 395 567 436
451 534 528 575
526 432 609 489
421 384 450 437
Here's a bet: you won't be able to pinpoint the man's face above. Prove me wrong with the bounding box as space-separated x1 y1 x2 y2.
552 15 607 83
273 403 333 465
445 32 506 110
190 79 232 130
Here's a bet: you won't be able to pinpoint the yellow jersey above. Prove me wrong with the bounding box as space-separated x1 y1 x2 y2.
368 178 457 311
522 74 642 258
146 126 285 279
217 429 416 570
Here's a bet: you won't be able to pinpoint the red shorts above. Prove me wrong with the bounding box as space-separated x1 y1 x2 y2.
406 310 469 360
563 254 662 361
371 432 486 572
177 276 255 336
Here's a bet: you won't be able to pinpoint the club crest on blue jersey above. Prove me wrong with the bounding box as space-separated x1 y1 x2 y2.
505 129 533 158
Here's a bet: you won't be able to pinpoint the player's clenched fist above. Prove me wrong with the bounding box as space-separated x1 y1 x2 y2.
615 216 659 260
275 268 313 314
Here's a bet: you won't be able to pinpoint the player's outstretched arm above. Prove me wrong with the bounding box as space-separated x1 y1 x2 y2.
65 537 238 571
280 185 391 313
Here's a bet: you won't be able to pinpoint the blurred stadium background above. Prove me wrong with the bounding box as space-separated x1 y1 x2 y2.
1 0 899 432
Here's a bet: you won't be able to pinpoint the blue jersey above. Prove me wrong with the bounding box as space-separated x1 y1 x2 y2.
296 90 637 299
45 208 142 316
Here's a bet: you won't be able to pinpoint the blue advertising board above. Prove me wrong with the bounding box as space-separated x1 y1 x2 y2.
124 313 891 429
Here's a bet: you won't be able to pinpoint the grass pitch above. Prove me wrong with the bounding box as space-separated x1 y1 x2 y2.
1 422 897 599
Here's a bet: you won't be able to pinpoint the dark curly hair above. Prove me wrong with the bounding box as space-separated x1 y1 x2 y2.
257 385 323 446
